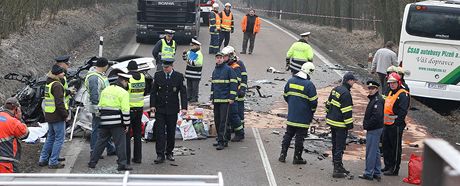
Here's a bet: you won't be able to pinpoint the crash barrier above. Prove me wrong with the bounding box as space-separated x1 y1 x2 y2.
422 139 460 186
232 6 382 22
0 171 224 186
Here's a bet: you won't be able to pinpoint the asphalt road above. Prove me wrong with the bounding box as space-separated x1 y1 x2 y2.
41 9 410 186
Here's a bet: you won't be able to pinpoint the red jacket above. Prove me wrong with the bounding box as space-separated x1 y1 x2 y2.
0 111 29 173
241 14 261 34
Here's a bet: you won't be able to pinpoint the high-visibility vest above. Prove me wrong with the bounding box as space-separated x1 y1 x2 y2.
63 76 70 105
209 11 221 33
384 89 408 125
185 50 203 79
84 71 109 93
220 11 233 31
44 81 69 113
286 41 314 72
128 73 146 108
161 39 176 61
98 85 131 126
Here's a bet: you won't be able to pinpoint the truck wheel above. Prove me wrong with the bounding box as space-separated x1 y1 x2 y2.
136 36 144 43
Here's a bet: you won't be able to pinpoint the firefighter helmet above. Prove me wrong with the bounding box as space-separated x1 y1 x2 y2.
225 3 231 7
301 62 315 75
386 66 398 73
387 72 401 83
212 3 219 9
222 46 235 55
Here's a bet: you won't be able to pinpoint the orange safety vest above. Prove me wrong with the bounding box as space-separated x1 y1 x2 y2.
0 111 29 173
220 11 233 31
383 89 408 125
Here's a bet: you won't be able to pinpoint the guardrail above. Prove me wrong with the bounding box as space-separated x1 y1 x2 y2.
0 171 224 186
422 139 460 186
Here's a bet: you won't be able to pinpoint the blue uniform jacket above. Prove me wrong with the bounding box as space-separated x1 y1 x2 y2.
211 63 238 103
283 76 318 128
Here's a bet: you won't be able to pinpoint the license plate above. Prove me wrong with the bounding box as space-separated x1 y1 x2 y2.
427 82 447 90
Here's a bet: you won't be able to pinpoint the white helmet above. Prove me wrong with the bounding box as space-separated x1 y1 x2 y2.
222 46 235 55
301 62 315 75
212 3 219 9
225 3 231 7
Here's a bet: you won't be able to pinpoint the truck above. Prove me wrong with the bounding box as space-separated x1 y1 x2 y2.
199 0 215 25
398 0 460 101
136 0 200 43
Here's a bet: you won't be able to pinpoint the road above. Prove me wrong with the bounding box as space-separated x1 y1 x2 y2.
42 9 410 186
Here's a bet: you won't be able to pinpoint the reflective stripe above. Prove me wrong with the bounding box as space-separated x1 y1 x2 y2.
237 77 242 82
230 91 237 95
123 116 130 121
100 115 121 120
309 95 318 101
0 136 13 142
344 118 353 124
289 83 304 91
283 92 316 101
241 72 248 76
185 70 202 75
213 99 230 103
230 79 238 83
185 74 202 79
100 107 119 111
212 80 230 83
330 99 341 108
240 83 247 88
289 64 301 71
234 125 243 131
340 106 352 113
292 58 308 62
286 121 310 128
100 120 122 125
326 118 346 128
0 156 19 163
236 97 245 101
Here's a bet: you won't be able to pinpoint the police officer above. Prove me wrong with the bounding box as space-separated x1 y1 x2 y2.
286 32 314 75
150 59 187 164
182 39 204 103
88 73 132 171
209 3 221 54
382 72 409 176
325 72 357 178
152 29 177 70
278 62 317 164
359 81 384 181
126 61 146 164
0 97 29 173
219 3 234 48
54 55 75 105
211 52 237 150
84 58 116 158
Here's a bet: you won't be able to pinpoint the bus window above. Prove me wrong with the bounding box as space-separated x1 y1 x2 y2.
406 6 460 40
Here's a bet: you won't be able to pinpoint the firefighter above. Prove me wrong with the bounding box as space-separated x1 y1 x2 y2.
209 3 221 54
222 47 244 142
382 72 409 176
152 29 177 70
39 65 68 169
88 73 133 171
84 58 116 158
150 59 187 164
211 52 237 150
325 72 357 178
278 62 317 164
182 39 203 103
219 3 234 48
286 32 314 75
359 81 384 182
0 97 29 173
126 61 146 164
396 67 410 92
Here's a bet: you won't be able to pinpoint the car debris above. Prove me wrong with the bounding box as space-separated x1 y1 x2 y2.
272 130 280 135
266 66 286 74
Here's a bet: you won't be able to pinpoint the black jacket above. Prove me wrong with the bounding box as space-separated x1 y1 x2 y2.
363 93 384 131
150 70 187 115
387 87 410 127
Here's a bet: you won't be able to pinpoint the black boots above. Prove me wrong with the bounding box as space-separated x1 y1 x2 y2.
292 148 307 164
231 131 245 142
332 162 350 178
278 148 288 163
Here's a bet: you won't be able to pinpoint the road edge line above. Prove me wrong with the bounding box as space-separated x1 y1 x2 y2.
252 127 277 186
119 35 140 56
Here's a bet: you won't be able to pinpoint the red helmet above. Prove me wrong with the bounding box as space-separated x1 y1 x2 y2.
387 72 401 85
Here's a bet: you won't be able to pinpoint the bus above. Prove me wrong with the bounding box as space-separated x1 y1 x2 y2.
398 0 460 101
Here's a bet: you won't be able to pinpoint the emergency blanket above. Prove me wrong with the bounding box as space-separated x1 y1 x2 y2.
23 122 48 143
403 154 423 185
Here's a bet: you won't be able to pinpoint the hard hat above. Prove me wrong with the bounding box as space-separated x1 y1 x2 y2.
225 3 231 7
387 72 401 83
396 66 405 75
386 66 398 73
295 62 315 79
212 3 219 8
222 46 235 54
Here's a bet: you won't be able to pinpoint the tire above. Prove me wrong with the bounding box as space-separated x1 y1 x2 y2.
136 36 144 43
112 55 142 62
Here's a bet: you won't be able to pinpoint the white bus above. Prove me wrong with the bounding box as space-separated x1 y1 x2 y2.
398 0 460 101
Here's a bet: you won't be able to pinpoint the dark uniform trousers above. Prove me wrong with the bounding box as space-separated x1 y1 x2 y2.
210 33 220 54
237 100 245 133
90 126 127 167
213 103 230 143
126 107 143 164
187 79 200 102
242 32 256 53
382 125 404 173
331 127 348 163
281 126 307 151
155 113 177 157
219 31 231 48
227 102 243 139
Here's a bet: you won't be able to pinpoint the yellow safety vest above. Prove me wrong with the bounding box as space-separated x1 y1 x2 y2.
44 81 69 113
128 73 146 108
161 39 176 61
84 71 109 93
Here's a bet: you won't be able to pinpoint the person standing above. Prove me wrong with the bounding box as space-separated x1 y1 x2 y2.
54 55 76 107
359 81 384 181
182 39 204 103
152 30 177 70
382 72 409 176
209 3 221 54
325 72 357 178
278 62 317 164
126 61 146 164
286 32 314 75
150 59 187 164
371 41 398 93
219 3 234 49
240 9 261 55
211 52 237 150
84 58 116 159
39 65 68 169
0 97 29 173
88 73 133 171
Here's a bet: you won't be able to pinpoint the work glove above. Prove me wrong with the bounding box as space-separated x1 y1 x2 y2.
285 58 290 71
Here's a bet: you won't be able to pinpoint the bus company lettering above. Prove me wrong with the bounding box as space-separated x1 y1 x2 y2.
407 46 458 58
416 57 454 67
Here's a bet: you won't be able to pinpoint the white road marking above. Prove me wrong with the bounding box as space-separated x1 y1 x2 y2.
261 18 345 77
119 36 141 56
252 127 277 186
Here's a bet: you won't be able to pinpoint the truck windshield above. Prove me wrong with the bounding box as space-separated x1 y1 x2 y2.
406 6 460 40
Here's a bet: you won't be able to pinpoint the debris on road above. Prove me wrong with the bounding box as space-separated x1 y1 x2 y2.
274 77 286 81
254 79 276 85
172 146 196 156
266 66 285 74
409 143 419 148
272 130 280 135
